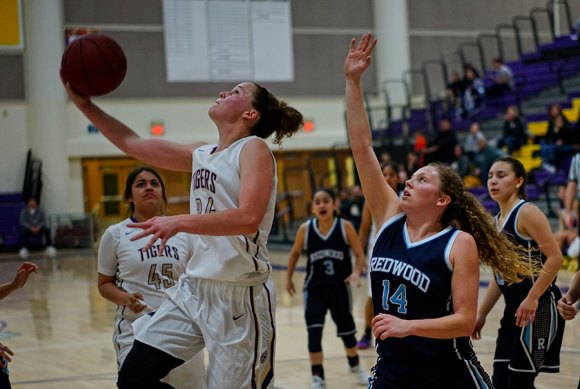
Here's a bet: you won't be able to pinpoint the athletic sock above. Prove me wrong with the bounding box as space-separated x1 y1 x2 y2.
347 355 360 368
311 364 325 379
364 326 372 338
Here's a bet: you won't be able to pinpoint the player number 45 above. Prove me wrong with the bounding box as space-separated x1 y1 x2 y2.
148 263 175 290
382 280 408 314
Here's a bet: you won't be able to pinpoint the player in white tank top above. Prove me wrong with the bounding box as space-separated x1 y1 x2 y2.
186 136 276 285
97 167 205 388
65 80 303 388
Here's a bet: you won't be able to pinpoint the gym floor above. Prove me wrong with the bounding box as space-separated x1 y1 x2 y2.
0 248 578 388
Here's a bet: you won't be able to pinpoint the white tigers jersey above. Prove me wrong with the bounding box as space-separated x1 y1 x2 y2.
98 217 193 320
187 136 277 285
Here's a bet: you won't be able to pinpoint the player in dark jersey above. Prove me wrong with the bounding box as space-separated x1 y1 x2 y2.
344 34 533 389
472 157 564 389
286 189 368 388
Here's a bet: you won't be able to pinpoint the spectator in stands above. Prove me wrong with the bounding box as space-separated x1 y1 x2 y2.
412 129 427 167
422 118 458 164
540 112 578 171
450 145 470 179
571 16 580 40
339 186 365 232
459 64 485 119
497 105 529 154
18 197 56 259
445 70 464 113
463 121 487 162
379 151 391 165
485 58 514 99
405 151 421 178
535 103 571 144
473 138 506 184
0 262 39 388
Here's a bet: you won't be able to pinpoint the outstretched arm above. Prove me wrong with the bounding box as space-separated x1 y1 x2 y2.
0 262 39 300
345 34 401 227
63 82 204 172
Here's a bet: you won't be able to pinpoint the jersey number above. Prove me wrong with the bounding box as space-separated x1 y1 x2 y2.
148 263 175 290
381 280 408 314
195 197 216 214
323 260 335 276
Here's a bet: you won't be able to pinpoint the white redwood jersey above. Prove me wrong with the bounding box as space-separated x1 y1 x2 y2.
98 217 193 320
187 136 277 285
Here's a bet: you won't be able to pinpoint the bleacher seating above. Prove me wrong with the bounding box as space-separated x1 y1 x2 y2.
0 192 25 250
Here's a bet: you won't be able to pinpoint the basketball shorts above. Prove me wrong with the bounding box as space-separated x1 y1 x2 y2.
368 350 493 389
493 288 564 374
134 276 276 389
304 284 356 337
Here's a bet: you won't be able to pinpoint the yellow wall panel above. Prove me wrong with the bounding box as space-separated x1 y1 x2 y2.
0 0 23 48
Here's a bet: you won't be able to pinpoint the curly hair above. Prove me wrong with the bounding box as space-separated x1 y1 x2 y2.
251 84 304 144
432 163 534 283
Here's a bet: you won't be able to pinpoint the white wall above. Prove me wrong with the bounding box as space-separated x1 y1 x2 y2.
0 103 29 193
0 97 348 213
65 96 349 158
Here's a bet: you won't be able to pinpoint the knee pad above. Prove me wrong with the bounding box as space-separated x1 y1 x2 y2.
341 334 357 349
307 327 323 353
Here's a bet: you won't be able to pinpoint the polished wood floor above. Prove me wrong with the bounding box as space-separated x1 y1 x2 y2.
0 248 578 388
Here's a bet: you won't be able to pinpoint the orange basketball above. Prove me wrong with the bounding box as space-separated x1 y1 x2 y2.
60 34 127 96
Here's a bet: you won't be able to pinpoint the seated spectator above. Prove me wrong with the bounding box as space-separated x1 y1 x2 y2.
445 70 464 113
422 118 458 164
405 151 421 177
19 197 56 259
485 58 514 98
459 64 485 119
339 185 365 232
535 103 571 144
412 129 427 166
540 113 579 171
571 16 580 40
473 138 507 183
379 151 391 164
497 105 529 154
462 121 486 162
450 145 470 178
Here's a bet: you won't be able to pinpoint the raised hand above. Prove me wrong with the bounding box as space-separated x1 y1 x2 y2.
344 33 377 82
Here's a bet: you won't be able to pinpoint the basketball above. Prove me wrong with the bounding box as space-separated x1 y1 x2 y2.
60 34 127 96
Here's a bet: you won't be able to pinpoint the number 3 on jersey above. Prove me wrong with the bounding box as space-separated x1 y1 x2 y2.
382 280 408 314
